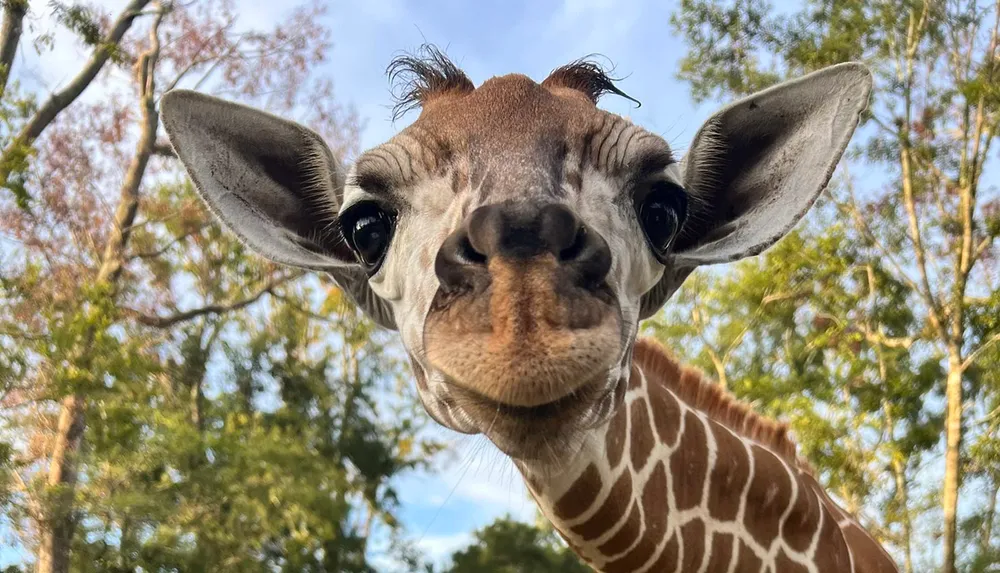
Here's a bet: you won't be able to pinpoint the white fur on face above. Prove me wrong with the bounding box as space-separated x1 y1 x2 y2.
340 140 677 438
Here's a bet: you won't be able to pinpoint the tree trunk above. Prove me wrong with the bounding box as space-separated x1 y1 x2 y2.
882 392 914 573
0 0 27 96
707 350 728 389
34 8 164 571
34 394 85 573
941 352 964 573
891 457 914 573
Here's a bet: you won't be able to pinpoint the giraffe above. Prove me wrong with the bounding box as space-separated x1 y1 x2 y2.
159 47 898 572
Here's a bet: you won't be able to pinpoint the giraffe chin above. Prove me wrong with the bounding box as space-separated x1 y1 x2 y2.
441 368 623 463
421 317 626 461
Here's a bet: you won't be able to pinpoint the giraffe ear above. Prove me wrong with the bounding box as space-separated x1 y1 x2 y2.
672 62 873 266
638 63 870 320
160 89 353 269
160 90 396 329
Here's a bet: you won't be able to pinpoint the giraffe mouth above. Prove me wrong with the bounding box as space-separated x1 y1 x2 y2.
446 377 602 420
440 371 621 460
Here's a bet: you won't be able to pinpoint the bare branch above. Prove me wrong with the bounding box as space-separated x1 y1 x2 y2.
10 469 42 523
962 332 1000 371
161 15 240 94
912 150 959 191
95 3 165 285
125 274 298 328
973 236 995 266
816 311 918 349
151 140 175 157
127 222 208 260
191 38 244 92
835 182 922 297
901 145 948 340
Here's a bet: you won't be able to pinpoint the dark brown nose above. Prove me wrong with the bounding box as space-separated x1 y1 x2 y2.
435 202 612 292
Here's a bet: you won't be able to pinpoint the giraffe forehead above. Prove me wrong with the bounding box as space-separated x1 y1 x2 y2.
413 73 599 146
353 73 673 203
408 75 601 199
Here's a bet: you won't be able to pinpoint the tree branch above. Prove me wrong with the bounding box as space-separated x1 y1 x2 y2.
898 1 950 346
962 332 1000 371
835 185 925 301
270 291 338 323
0 0 27 97
161 15 240 94
127 223 208 260
126 275 298 328
0 0 153 195
901 143 948 342
152 140 175 157
10 469 42 523
95 3 164 285
816 311 918 350
973 236 995 267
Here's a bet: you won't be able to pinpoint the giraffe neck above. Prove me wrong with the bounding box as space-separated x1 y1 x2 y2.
515 338 898 573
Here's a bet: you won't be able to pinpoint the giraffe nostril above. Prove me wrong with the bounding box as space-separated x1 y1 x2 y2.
559 226 589 262
435 225 496 293
435 202 613 292
563 225 612 286
458 235 487 265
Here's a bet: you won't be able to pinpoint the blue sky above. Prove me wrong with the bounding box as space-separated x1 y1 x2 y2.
1 0 725 569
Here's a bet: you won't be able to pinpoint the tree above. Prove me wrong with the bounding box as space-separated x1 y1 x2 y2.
669 0 1000 571
0 2 439 571
444 516 590 573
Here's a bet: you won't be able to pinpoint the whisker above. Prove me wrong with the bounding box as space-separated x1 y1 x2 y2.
416 435 480 544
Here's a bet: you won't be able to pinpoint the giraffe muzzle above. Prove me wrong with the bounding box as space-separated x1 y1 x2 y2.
422 201 624 412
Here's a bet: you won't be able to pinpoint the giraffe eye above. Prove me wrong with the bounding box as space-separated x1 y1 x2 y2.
340 201 396 272
636 181 687 261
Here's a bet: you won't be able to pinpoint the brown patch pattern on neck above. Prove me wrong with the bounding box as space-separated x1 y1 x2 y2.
525 336 900 572
633 337 813 472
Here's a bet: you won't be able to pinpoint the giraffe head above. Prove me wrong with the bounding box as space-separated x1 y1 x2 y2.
161 49 871 463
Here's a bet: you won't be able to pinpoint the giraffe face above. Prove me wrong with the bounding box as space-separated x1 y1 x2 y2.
161 54 873 465
342 75 678 458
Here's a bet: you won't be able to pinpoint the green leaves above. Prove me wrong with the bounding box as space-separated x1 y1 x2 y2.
670 0 782 102
0 80 36 209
